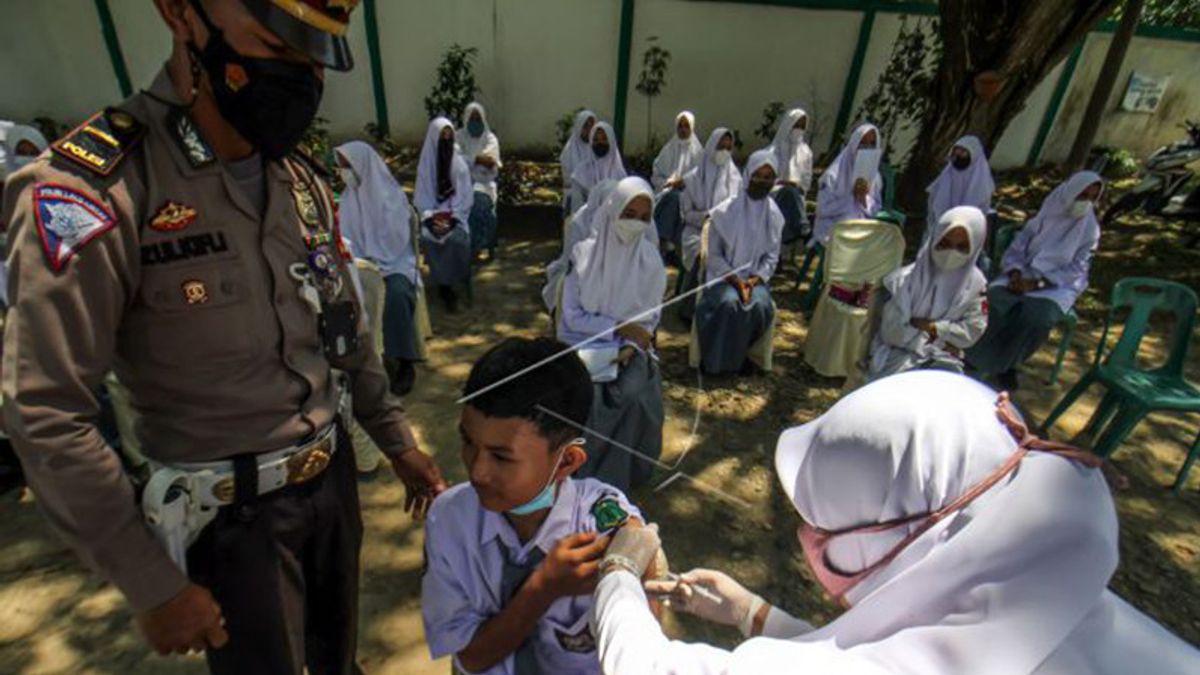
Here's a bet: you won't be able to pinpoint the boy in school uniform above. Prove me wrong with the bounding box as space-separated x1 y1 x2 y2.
422 337 645 674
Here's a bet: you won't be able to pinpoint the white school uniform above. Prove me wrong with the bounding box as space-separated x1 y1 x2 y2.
423 477 642 675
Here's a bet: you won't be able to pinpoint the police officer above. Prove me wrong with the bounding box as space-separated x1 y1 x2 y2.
1 1 447 672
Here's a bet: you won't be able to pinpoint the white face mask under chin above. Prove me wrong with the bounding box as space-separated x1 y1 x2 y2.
339 168 358 189
790 128 806 144
614 218 649 244
714 150 732 167
932 248 972 271
1070 200 1092 219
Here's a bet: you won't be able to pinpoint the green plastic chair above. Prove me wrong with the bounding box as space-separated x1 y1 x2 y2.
1042 277 1200 493
990 222 1077 386
876 163 907 228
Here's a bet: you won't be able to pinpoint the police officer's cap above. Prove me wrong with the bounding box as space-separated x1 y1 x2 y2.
241 0 358 71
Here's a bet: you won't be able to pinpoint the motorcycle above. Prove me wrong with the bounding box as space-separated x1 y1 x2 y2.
1102 120 1200 235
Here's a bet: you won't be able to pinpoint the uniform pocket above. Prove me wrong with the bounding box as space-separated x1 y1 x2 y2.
132 261 260 367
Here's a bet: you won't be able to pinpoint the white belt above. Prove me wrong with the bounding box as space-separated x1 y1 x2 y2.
157 423 339 509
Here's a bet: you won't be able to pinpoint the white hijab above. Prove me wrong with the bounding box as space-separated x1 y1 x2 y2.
652 110 704 188
559 109 597 183
456 102 502 169
570 177 665 323
571 121 627 191
889 205 988 320
769 108 813 190
1022 171 1103 277
709 150 784 275
3 123 48 175
740 370 1182 675
926 135 995 224
414 117 470 212
683 127 742 213
817 122 882 219
335 141 415 279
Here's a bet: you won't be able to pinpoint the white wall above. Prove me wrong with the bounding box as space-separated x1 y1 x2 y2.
1040 32 1200 164
625 0 860 158
1 1 1197 171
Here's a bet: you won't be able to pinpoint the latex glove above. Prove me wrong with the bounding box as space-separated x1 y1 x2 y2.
644 568 765 636
599 523 661 579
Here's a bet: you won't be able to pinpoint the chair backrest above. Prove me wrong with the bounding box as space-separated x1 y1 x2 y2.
696 217 713 283
880 163 897 210
1100 277 1198 376
991 222 1018 274
824 219 905 286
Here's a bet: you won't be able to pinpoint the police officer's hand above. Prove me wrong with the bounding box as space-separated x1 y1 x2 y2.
389 448 448 519
136 582 228 656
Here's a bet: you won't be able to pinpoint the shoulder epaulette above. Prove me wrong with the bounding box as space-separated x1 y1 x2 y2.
51 107 146 177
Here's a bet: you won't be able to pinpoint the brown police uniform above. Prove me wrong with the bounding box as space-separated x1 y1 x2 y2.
1 62 413 673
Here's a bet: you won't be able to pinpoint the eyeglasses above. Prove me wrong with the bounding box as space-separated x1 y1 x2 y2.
798 393 1102 606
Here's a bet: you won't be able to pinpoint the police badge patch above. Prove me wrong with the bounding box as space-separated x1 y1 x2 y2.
32 184 117 272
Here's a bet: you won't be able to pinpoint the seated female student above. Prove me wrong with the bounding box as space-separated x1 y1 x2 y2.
768 108 814 244
335 141 422 398
1 123 49 309
543 179 619 315
868 206 988 381
925 134 995 247
651 111 703 258
812 122 882 248
681 127 742 275
558 177 666 492
415 117 473 312
458 101 502 261
591 370 1199 674
560 109 597 215
966 171 1104 391
568 121 627 217
695 150 784 375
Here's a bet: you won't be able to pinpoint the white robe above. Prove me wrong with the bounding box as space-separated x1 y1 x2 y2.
651 111 703 192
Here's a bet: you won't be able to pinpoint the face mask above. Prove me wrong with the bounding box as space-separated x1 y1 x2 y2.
593 143 610 158
951 155 971 171
188 0 323 159
339 167 358 188
790 128 806 144
615 217 649 244
507 439 581 516
467 117 485 138
1070 200 1092 219
932 247 972 271
9 155 35 172
747 180 772 200
714 150 732 167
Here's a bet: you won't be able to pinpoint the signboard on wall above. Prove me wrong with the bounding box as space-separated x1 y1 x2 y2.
1121 71 1169 113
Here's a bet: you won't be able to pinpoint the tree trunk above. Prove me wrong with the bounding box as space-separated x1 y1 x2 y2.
1066 0 1145 171
897 0 1120 217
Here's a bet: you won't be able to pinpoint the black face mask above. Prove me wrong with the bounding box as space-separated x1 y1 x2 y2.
747 180 772 200
188 0 323 159
952 155 971 171
593 144 611 158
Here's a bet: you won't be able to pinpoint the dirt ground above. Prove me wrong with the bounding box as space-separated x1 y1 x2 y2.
0 172 1197 674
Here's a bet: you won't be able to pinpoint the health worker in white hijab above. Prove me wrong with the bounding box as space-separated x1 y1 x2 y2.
457 102 502 259
965 171 1103 390
868 206 988 380
588 370 1199 674
812 123 882 248
415 117 473 312
924 135 995 245
768 108 814 244
558 176 666 491
651 111 704 256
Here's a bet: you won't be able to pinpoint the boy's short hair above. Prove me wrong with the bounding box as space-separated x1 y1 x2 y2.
462 337 594 449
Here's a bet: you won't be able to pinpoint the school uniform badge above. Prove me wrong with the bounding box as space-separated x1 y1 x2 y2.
555 625 597 654
591 496 630 533
32 184 117 272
